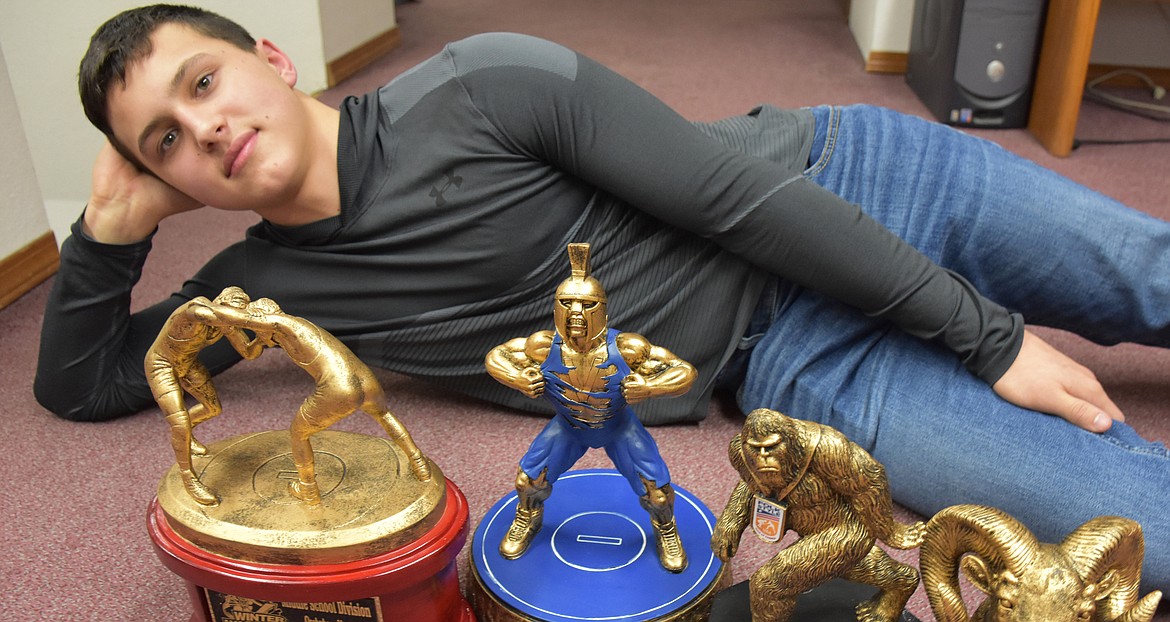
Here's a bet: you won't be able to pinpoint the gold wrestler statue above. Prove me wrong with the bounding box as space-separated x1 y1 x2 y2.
149 291 432 506
485 242 697 573
711 408 924 622
145 286 258 506
920 504 1162 622
190 295 433 504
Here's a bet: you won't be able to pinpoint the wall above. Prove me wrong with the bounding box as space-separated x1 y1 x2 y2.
1092 0 1170 67
0 43 48 259
318 0 397 62
0 0 329 250
849 0 914 61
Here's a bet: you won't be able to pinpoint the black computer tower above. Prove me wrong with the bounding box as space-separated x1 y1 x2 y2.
906 0 1048 128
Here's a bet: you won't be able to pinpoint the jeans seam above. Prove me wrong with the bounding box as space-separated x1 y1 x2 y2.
1097 429 1170 459
805 105 840 178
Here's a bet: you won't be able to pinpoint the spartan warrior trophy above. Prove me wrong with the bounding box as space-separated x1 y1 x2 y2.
484 242 698 573
711 408 924 622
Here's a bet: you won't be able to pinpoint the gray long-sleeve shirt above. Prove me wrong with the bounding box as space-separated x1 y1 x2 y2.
36 33 1021 424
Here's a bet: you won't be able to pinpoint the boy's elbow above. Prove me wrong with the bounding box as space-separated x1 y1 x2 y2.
33 372 136 422
34 389 81 421
33 375 91 421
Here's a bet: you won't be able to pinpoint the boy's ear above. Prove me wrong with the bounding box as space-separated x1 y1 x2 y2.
255 38 298 87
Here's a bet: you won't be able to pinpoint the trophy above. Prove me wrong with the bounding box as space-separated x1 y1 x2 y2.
920 504 1162 622
469 243 727 621
143 287 473 622
708 408 924 622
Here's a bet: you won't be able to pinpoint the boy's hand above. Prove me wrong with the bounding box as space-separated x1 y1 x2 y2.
992 329 1125 433
82 142 204 244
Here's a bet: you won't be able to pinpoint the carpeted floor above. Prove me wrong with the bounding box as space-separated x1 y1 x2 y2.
3 0 1167 620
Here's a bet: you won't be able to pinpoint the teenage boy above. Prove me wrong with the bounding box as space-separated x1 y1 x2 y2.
38 4 1169 590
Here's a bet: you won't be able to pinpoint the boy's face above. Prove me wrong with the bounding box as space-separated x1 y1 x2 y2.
107 23 315 213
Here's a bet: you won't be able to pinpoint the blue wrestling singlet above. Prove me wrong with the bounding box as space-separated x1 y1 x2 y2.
518 329 671 495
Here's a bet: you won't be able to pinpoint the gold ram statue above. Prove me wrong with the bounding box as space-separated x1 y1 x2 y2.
920 504 1162 622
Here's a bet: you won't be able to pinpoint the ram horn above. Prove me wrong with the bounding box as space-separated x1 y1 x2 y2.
1059 516 1162 622
920 504 1041 622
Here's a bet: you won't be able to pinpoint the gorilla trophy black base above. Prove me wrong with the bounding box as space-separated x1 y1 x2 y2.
709 578 921 622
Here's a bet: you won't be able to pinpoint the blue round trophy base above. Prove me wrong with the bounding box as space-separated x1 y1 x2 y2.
468 469 727 621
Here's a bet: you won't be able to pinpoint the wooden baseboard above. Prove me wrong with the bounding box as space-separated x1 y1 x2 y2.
0 231 59 309
326 26 402 87
865 51 908 74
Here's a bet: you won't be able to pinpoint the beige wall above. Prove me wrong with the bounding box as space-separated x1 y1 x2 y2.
318 0 397 62
849 0 914 60
0 43 49 259
1092 0 1170 67
0 0 331 251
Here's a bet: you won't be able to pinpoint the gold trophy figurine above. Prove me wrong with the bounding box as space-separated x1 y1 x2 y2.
920 504 1163 622
147 287 432 507
181 294 433 504
484 242 697 573
145 286 259 506
711 408 924 622
144 289 467 618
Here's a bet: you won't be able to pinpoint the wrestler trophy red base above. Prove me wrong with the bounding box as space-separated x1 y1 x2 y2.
143 288 473 622
469 243 727 621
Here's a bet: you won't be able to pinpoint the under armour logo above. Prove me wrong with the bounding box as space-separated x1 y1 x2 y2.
429 170 463 207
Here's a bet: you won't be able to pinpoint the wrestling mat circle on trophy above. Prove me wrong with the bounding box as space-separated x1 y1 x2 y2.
155 429 447 565
469 469 728 621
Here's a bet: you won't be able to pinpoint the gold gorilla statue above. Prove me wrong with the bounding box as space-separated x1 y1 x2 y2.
711 408 924 622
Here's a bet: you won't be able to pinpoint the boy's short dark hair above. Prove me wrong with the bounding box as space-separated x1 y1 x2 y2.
79 4 255 164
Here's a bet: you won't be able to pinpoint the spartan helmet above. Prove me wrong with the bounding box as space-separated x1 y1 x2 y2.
553 243 608 346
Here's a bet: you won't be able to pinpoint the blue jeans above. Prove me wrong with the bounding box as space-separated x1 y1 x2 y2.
733 104 1170 591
